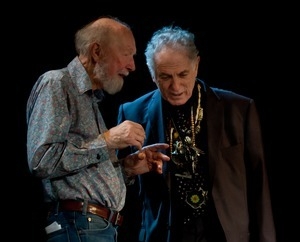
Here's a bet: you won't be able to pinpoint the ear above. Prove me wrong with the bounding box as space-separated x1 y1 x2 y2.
91 42 101 61
195 56 200 70
193 56 200 77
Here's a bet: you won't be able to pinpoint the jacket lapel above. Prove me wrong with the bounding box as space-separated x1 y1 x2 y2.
145 90 165 144
206 86 224 182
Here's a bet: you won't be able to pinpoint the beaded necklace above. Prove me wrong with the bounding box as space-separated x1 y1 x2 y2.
168 84 204 175
166 83 208 222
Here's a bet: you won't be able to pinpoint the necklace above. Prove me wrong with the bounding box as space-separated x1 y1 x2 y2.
167 83 208 218
168 84 204 175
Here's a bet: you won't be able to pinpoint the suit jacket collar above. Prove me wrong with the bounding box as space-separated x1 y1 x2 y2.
145 90 165 144
145 79 224 146
145 79 224 177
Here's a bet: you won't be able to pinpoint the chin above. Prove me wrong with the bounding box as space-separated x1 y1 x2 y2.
169 100 187 106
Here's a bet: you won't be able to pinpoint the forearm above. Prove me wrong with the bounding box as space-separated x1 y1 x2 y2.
29 135 112 179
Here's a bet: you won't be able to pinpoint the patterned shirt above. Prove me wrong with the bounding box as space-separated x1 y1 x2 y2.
26 57 126 211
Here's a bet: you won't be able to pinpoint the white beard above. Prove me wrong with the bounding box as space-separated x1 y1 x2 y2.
94 62 123 95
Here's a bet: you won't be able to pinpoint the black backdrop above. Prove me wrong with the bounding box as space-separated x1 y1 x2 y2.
15 9 283 241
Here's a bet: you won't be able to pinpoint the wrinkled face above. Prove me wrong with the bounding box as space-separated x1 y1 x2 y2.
153 47 199 106
94 29 136 94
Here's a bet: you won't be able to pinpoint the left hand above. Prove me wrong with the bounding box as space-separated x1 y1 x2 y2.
123 143 170 176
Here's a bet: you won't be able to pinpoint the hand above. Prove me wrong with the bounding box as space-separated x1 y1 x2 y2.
103 120 146 150
123 143 170 176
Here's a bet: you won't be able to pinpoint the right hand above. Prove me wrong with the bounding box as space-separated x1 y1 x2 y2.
103 120 146 150
123 143 170 176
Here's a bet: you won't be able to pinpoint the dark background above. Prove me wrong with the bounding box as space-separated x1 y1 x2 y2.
15 8 283 242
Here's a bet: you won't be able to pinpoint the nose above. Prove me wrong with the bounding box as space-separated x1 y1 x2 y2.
126 57 136 72
170 78 181 91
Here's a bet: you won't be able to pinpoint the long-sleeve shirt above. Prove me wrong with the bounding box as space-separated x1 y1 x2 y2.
26 56 126 211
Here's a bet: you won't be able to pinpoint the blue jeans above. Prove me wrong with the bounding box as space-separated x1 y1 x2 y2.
45 210 118 242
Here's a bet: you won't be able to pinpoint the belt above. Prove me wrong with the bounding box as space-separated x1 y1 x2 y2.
57 200 123 226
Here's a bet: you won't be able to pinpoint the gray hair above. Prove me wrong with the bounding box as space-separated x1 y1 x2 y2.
145 25 199 78
74 16 131 56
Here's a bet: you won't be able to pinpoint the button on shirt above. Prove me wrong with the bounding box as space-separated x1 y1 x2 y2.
26 56 126 211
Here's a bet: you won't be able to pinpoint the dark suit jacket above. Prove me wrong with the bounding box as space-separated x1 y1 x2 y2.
117 79 276 242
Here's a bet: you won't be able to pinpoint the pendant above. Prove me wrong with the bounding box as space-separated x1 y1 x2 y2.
175 172 192 179
190 146 205 156
172 140 185 155
184 136 192 144
185 187 208 209
192 161 196 173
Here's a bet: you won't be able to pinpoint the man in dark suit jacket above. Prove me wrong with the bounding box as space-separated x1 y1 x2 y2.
117 25 276 242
